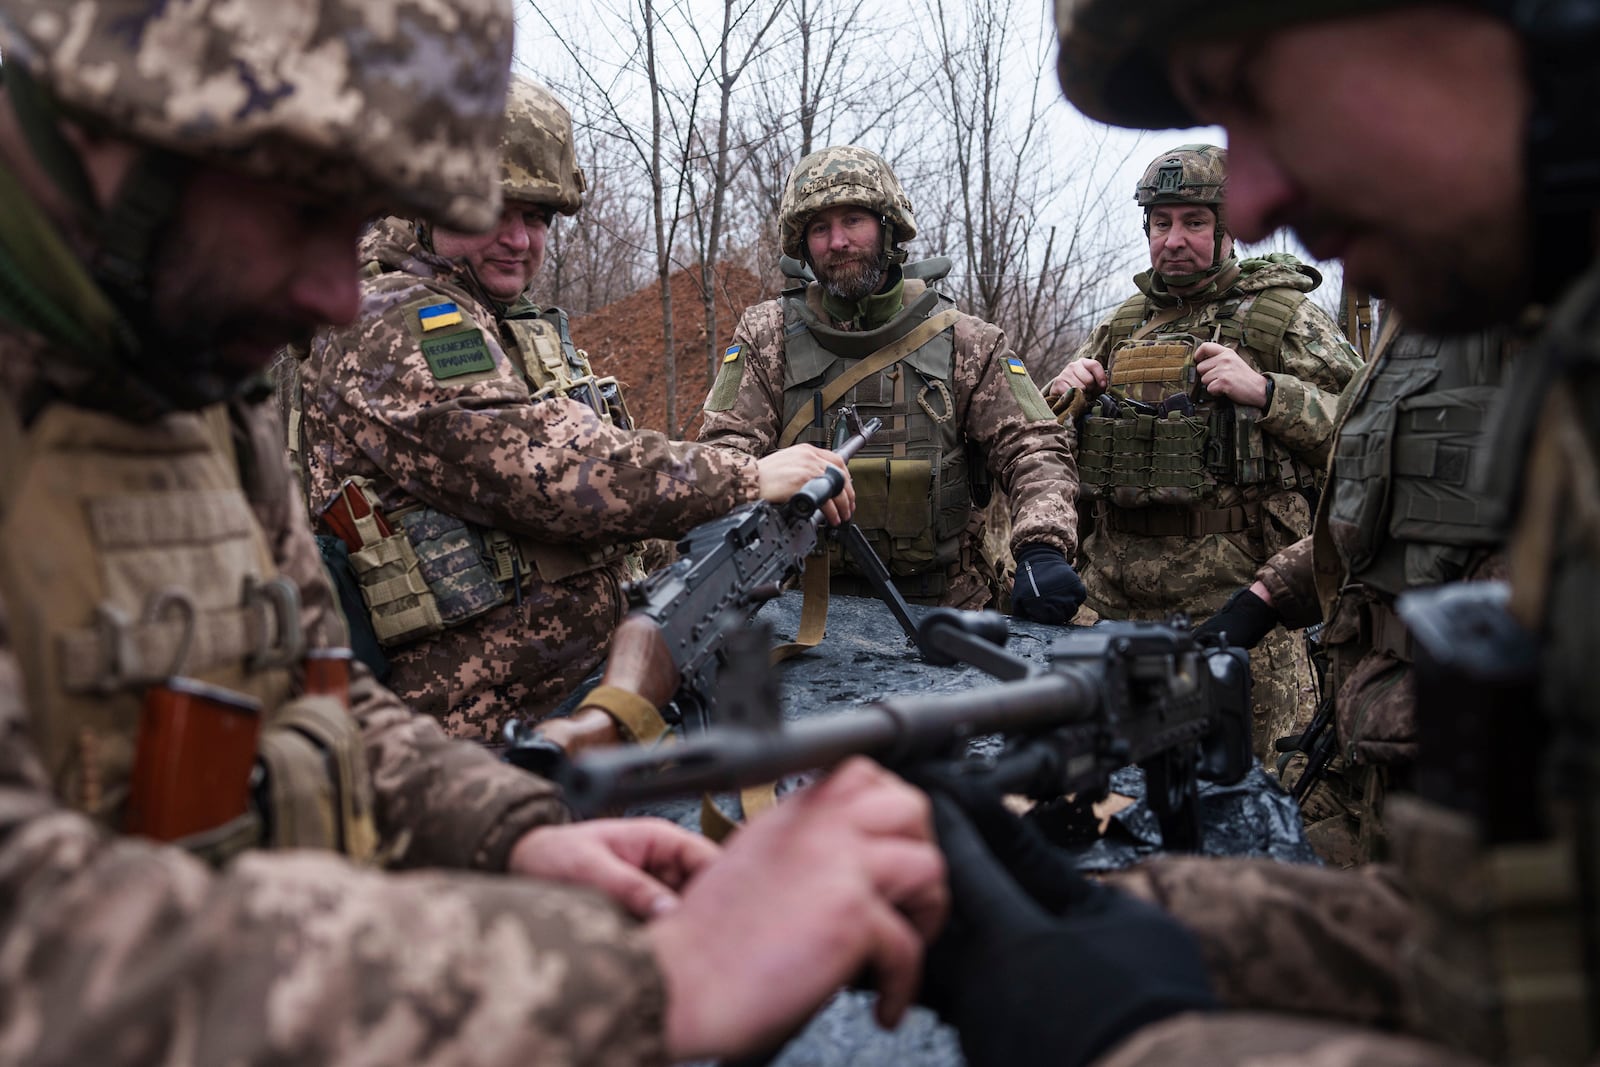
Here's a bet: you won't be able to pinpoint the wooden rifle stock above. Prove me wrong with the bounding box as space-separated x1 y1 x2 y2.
535 614 681 756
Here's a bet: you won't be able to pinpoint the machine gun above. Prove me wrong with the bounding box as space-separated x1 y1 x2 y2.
558 615 1254 851
508 413 885 765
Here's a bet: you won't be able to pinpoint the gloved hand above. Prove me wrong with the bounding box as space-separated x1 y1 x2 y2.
917 775 1215 1067
1011 544 1087 625
1193 585 1280 649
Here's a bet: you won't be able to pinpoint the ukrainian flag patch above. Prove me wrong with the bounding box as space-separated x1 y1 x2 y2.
723 344 742 364
418 302 463 332
1006 357 1027 375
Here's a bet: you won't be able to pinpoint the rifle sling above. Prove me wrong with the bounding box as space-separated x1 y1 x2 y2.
698 782 779 843
776 307 964 449
579 684 671 744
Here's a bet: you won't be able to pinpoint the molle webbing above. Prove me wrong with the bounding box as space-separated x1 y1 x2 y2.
1101 501 1261 537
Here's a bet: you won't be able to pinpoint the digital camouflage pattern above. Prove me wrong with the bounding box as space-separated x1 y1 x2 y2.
0 332 670 1066
0 0 514 233
297 218 761 739
1070 257 1360 760
501 75 586 214
698 283 1079 611
778 146 918 261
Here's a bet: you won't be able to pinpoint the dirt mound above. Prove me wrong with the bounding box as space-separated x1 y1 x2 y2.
572 262 773 439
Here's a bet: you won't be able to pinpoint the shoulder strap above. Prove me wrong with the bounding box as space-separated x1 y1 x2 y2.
1105 293 1151 345
776 306 963 447
1239 287 1309 373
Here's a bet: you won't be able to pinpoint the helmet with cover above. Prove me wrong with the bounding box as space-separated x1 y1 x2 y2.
501 75 587 215
0 0 514 416
778 146 917 264
1138 143 1230 284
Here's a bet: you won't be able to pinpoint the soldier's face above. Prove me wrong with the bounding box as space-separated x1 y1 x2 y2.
432 200 550 301
1147 205 1222 275
1166 7 1530 331
151 168 369 380
807 205 886 300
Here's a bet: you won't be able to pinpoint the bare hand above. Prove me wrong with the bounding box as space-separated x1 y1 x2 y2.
1194 343 1270 407
757 444 856 525
508 818 720 920
649 758 949 1061
1045 358 1107 399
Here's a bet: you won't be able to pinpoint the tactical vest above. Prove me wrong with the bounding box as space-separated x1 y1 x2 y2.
293 290 634 651
1328 330 1509 597
1076 283 1317 509
778 282 971 592
0 400 376 862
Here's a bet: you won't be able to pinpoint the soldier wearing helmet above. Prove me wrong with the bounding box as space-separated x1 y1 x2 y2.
904 4 1600 1067
700 146 1084 621
294 77 861 740
1044 143 1362 767
0 3 950 1062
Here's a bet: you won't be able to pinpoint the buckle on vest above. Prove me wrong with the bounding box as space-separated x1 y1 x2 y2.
242 576 304 671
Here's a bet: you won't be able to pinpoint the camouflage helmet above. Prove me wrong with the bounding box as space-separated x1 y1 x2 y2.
0 0 515 233
1138 144 1227 217
1054 0 1411 129
501 76 587 216
779 146 917 262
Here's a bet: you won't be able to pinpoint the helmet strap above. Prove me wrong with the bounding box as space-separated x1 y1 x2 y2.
882 218 908 267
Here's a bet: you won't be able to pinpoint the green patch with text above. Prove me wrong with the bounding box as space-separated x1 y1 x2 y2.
421 329 495 379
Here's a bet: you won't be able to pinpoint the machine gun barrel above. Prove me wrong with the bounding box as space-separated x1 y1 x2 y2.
786 416 882 519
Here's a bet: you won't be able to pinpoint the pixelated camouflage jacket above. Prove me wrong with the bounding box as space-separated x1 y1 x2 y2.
297 218 761 737
696 281 1080 562
1069 257 1362 618
0 331 668 1066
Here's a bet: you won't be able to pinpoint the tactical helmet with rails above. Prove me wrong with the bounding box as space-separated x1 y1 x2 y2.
1138 144 1230 282
0 0 514 416
779 146 917 265
501 75 587 215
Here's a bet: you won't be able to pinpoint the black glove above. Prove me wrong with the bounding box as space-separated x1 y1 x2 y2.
1193 586 1279 650
918 778 1215 1067
1011 544 1087 625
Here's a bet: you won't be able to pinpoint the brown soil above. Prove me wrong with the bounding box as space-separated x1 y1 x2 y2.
572 262 773 439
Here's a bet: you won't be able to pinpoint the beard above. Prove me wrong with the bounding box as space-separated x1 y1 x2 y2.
818 254 885 302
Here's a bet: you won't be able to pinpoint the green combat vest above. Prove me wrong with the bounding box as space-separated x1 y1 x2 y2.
1076 260 1318 509
779 272 971 593
1328 330 1510 596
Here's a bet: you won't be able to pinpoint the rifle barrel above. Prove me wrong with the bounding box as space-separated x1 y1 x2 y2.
559 671 1098 815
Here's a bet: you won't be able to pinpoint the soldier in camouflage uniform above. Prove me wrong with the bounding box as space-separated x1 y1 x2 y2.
295 79 859 741
0 2 950 1063
907 3 1600 1067
1196 324 1515 866
700 147 1084 621
1045 145 1363 764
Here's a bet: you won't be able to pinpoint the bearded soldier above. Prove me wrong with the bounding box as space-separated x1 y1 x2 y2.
905 3 1600 1067
699 146 1084 622
0 2 950 1062
1045 144 1363 764
295 77 857 741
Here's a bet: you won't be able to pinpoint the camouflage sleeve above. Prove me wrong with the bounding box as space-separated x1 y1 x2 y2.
697 302 786 455
1103 856 1413 1029
0 653 668 1067
239 402 571 873
306 280 759 544
1254 535 1323 628
954 317 1079 557
1256 300 1364 467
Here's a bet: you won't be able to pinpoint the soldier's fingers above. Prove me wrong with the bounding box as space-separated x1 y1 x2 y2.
594 855 684 919
860 899 926 1028
820 498 844 526
861 837 950 942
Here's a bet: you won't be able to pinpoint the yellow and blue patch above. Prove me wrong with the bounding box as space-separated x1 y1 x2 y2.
723 344 742 364
1006 356 1027 375
418 301 463 332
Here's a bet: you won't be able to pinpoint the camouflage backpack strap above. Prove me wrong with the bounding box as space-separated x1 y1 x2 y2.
1237 286 1309 374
